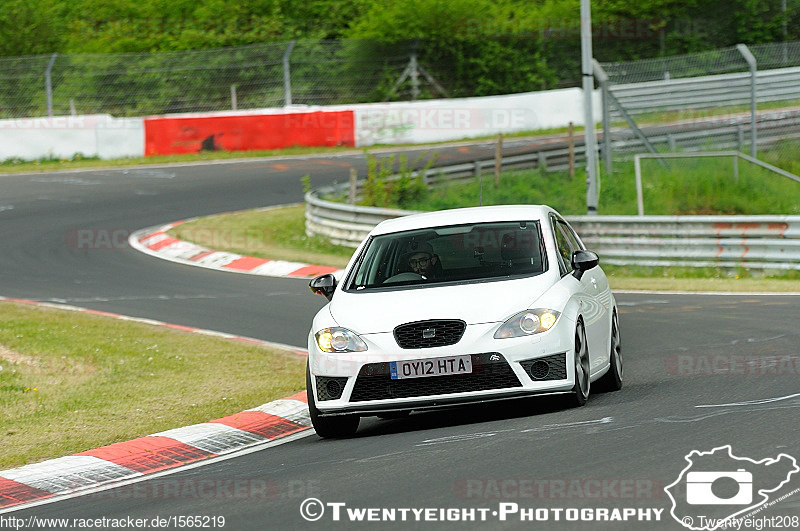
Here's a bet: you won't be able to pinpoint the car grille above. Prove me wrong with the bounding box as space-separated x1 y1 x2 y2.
519 353 567 381
393 319 466 349
350 353 521 402
315 376 348 401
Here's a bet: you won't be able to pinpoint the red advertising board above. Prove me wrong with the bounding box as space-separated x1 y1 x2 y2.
144 111 355 156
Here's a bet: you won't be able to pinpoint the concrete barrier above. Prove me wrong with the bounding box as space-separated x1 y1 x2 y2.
0 115 144 161
352 88 601 147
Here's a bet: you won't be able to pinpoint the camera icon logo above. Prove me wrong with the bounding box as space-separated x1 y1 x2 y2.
686 469 753 505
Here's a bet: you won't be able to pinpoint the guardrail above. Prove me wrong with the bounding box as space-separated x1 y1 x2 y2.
305 190 420 247
610 109 800 157
568 215 800 270
306 192 800 270
608 67 800 118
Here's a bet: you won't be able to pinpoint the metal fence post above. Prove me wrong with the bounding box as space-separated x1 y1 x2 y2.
581 0 599 216
783 0 789 64
593 59 612 177
667 134 676 152
45 53 58 118
348 168 358 205
568 122 575 178
736 44 757 158
538 152 548 172
634 154 644 216
283 40 296 107
410 54 420 101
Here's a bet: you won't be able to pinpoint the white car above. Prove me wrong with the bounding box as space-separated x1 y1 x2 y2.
307 205 622 438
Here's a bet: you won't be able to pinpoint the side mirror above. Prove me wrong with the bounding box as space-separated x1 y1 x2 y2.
571 250 599 280
309 274 337 301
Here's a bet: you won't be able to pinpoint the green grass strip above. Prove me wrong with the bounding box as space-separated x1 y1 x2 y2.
0 301 306 469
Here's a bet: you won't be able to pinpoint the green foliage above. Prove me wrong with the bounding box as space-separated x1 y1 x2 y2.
301 175 312 195
2 0 798 58
359 152 436 209
0 1 67 56
633 154 800 215
348 0 558 96
1 0 799 110
401 169 589 214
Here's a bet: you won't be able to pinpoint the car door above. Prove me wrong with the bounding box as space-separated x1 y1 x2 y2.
550 215 610 374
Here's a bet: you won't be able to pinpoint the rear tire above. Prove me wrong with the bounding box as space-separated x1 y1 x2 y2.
596 311 623 392
567 321 590 407
306 364 359 438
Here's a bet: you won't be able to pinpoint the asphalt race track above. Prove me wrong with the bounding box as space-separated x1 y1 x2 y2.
2 141 800 529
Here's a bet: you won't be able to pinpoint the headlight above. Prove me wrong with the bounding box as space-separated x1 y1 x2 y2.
315 327 368 353
494 309 561 339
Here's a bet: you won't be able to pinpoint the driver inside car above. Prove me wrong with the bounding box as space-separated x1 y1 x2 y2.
404 241 440 279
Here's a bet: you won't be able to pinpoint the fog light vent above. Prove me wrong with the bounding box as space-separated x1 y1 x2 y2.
316 376 348 401
519 353 567 381
529 360 550 380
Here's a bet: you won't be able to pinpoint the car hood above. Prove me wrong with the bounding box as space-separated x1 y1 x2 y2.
328 274 556 335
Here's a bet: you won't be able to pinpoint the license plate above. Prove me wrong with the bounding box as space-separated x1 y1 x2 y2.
390 355 473 380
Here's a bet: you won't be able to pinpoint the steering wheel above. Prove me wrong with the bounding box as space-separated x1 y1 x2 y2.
383 272 425 284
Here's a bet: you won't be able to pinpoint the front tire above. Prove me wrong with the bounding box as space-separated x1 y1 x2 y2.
567 320 590 407
596 311 623 392
306 364 359 438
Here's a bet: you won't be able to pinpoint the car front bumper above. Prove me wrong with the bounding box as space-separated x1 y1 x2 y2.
308 320 577 416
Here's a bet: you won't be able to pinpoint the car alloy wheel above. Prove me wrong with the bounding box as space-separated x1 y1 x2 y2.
597 311 623 392
569 321 590 407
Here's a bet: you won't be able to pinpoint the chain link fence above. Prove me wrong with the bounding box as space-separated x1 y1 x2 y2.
2 37 800 182
597 40 800 184
0 41 418 118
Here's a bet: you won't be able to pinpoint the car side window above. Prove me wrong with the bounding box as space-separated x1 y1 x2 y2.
551 215 585 276
558 220 584 253
552 219 574 275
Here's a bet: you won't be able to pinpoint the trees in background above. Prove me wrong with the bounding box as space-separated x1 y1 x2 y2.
1 0 797 107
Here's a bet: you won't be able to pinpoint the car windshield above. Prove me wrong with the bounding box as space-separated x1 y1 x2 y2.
346 220 546 290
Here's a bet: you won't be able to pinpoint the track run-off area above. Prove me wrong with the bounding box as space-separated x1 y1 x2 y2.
1 140 799 530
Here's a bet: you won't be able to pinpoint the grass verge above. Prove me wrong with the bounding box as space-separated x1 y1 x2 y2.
0 301 306 469
390 152 800 215
167 204 800 293
169 205 355 269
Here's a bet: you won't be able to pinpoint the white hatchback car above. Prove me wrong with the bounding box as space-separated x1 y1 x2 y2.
307 205 622 438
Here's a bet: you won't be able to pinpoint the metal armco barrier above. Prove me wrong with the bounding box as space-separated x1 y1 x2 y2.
305 188 420 247
306 191 800 270
568 216 800 270
607 67 800 119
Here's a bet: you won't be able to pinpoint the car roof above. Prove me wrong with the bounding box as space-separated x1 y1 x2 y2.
369 205 557 235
